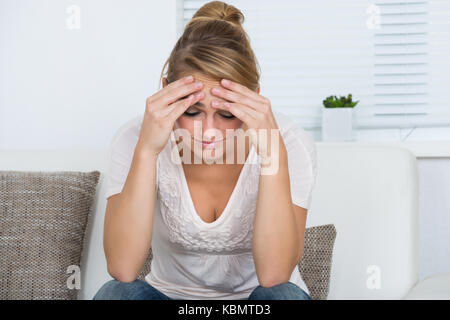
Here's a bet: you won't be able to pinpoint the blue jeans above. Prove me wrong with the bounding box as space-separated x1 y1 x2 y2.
92 279 312 300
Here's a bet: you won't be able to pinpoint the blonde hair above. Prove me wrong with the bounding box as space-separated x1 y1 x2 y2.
159 1 260 92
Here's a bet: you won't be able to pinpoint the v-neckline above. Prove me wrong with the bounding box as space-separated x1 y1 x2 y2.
174 141 255 228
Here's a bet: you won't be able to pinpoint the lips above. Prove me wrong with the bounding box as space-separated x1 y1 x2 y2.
193 139 223 144
191 139 222 149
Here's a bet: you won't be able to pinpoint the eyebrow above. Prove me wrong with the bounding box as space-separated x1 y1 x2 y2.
192 101 205 108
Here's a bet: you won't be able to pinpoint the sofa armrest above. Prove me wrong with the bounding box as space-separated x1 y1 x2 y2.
403 273 450 300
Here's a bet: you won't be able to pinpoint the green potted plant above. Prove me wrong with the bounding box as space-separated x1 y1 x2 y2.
322 94 359 141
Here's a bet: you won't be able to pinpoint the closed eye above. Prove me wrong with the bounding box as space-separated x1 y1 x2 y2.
220 113 235 119
183 111 235 119
183 105 236 119
183 111 199 117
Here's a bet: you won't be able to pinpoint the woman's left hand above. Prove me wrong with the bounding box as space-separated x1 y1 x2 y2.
210 79 283 163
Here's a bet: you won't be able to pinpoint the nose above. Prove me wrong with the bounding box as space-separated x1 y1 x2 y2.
201 115 222 142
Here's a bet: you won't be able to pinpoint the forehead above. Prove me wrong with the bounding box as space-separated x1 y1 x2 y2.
177 72 227 104
190 73 221 87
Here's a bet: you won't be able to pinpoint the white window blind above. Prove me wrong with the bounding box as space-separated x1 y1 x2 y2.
181 0 450 130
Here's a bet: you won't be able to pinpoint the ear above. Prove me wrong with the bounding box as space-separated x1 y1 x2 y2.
162 77 167 88
257 85 260 94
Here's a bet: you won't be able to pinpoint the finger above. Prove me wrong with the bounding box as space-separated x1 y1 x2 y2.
153 80 204 112
211 86 265 112
211 100 261 119
159 91 199 118
164 91 203 122
221 102 257 126
220 79 267 104
150 76 202 110
151 75 195 102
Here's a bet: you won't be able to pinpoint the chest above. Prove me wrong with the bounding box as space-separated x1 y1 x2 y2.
183 167 243 224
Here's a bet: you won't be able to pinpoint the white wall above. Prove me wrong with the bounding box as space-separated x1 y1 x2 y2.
0 0 179 149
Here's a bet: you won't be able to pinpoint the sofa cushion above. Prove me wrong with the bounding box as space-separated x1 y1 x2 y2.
298 223 337 300
137 223 336 300
403 273 450 300
0 170 100 300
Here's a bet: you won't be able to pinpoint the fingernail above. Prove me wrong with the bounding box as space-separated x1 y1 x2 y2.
196 92 203 99
222 79 230 86
185 75 193 82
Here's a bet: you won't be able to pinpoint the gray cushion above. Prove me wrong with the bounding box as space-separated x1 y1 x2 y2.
137 223 336 300
298 223 337 300
0 171 100 300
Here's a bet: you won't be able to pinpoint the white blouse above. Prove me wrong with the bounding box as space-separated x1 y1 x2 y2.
105 110 318 300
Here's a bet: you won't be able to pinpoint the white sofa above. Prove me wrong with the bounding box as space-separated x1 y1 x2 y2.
1 143 449 300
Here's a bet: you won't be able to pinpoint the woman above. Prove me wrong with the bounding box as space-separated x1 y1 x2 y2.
93 1 317 300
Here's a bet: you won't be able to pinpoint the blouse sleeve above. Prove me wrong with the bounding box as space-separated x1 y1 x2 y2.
104 118 147 200
281 123 318 210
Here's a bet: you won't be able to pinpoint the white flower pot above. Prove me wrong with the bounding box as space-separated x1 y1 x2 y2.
321 108 355 141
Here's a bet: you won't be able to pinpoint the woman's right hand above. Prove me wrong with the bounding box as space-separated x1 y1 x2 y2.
137 75 204 157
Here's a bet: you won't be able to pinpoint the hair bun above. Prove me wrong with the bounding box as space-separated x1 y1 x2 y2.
192 1 244 27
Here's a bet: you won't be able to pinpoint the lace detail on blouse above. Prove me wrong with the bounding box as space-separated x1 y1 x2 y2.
156 146 260 253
